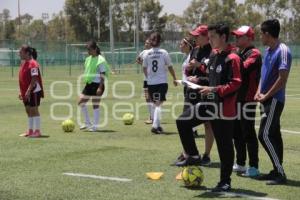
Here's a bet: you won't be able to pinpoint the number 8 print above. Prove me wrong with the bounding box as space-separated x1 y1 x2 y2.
152 60 158 72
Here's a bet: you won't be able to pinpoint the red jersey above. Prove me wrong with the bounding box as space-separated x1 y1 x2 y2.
19 59 44 99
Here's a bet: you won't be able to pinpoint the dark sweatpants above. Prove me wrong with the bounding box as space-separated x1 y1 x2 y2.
176 103 234 184
233 102 259 168
258 98 285 176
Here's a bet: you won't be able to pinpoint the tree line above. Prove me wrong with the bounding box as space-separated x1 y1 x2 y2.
0 0 299 43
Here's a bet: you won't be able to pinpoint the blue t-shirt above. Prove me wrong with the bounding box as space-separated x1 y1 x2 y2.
261 43 292 103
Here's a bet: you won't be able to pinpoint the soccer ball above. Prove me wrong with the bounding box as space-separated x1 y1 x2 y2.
62 119 75 132
122 113 134 125
181 166 204 187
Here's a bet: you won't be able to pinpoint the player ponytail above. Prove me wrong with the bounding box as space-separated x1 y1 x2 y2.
96 46 101 55
22 45 38 60
87 40 101 55
31 47 38 60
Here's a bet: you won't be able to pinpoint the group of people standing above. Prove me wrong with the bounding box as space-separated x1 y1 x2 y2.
18 17 291 193
178 19 291 192
138 19 292 192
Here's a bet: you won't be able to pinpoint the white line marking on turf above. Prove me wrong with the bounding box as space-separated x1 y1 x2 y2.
218 192 280 200
255 126 300 135
286 94 300 97
63 172 132 182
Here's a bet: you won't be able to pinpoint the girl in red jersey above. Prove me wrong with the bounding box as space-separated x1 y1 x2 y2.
18 45 44 138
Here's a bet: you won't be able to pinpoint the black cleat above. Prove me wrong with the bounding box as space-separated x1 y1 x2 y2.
200 154 211 166
151 127 162 134
256 170 277 181
266 174 287 185
175 156 201 167
211 182 231 192
170 153 185 166
157 126 164 133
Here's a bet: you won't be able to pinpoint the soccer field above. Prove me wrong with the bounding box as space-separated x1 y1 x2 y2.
0 64 299 200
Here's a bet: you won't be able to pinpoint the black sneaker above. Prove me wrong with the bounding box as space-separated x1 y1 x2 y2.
200 154 211 166
193 130 199 138
157 127 164 133
256 170 277 181
170 153 185 166
175 156 201 167
211 182 231 192
151 127 162 134
266 174 287 185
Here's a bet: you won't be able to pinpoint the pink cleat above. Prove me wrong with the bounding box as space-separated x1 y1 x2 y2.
28 130 42 138
19 129 33 137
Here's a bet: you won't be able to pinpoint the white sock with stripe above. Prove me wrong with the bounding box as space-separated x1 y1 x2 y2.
33 116 40 131
81 105 91 126
93 108 100 128
28 117 33 130
152 106 161 129
147 103 152 120
151 103 155 121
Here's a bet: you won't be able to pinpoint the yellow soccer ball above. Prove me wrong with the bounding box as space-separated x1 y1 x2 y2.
181 166 204 187
62 119 75 132
122 113 134 125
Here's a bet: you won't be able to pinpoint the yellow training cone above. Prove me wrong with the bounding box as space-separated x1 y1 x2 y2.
176 171 183 180
146 172 164 180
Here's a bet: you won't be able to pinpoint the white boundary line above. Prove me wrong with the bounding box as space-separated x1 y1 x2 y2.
63 172 132 182
218 191 280 200
286 94 300 97
255 125 300 135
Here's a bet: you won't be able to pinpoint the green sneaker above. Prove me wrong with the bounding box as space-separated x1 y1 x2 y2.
242 167 260 177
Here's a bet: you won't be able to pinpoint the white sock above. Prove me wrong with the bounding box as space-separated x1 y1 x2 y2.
152 106 161 128
151 103 155 121
147 102 152 119
93 108 100 128
33 116 40 130
28 117 33 130
81 105 91 126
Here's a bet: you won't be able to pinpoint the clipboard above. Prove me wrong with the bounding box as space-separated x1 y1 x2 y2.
175 80 204 90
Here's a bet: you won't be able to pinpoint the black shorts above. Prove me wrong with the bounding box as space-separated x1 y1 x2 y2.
23 91 42 107
82 82 100 96
148 83 168 102
143 81 148 89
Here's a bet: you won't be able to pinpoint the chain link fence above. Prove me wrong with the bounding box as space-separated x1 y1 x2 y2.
0 40 299 77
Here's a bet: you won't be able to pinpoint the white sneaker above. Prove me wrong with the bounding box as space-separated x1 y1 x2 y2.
233 163 247 173
88 126 97 132
80 124 92 130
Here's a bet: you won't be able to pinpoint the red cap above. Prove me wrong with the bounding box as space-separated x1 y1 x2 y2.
232 25 255 39
190 25 208 36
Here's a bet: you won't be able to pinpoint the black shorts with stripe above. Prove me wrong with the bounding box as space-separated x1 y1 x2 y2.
148 83 168 102
23 91 42 107
143 81 148 89
82 82 100 96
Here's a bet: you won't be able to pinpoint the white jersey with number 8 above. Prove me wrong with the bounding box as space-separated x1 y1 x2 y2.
143 47 172 85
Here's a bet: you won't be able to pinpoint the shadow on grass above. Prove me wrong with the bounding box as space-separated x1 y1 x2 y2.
194 134 205 139
195 188 268 198
163 131 178 135
235 173 300 188
286 179 300 187
203 162 221 169
27 135 49 138
95 130 117 133
83 130 116 133
180 185 209 191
